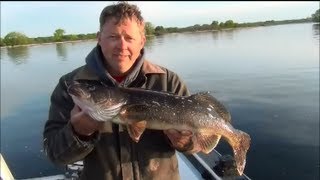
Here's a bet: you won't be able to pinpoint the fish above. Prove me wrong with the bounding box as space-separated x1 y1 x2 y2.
66 79 251 176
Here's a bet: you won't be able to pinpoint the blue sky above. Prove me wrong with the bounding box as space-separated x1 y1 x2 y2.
1 1 319 38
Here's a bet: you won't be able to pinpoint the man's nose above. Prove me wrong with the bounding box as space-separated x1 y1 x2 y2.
117 37 128 49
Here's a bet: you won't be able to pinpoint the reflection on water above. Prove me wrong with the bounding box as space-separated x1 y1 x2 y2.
211 31 219 40
6 46 29 65
312 23 320 43
56 43 68 61
220 29 235 40
208 29 237 41
145 36 155 50
145 35 165 54
153 35 165 46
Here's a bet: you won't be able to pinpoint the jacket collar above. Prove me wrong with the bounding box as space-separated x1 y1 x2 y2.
142 60 165 75
73 45 165 85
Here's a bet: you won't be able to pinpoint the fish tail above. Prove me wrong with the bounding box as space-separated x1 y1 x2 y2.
231 130 251 176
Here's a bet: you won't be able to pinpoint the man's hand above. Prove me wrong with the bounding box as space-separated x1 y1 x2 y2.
164 129 195 152
70 105 104 136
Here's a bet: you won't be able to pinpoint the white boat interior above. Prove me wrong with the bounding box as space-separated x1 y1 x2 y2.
1 151 250 180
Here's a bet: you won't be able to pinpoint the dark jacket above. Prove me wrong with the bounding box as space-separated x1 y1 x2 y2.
43 45 191 180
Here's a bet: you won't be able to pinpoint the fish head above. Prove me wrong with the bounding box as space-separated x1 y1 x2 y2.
67 80 93 102
66 80 126 117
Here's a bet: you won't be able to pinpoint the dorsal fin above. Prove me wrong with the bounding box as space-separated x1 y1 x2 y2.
190 92 231 123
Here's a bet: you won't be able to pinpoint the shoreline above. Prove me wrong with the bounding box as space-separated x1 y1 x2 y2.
0 39 97 49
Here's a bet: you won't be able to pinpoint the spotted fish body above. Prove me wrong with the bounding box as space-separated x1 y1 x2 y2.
67 80 251 176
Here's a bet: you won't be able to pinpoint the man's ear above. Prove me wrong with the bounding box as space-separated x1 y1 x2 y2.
141 35 146 47
97 31 101 44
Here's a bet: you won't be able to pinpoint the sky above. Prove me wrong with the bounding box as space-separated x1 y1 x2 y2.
1 1 319 38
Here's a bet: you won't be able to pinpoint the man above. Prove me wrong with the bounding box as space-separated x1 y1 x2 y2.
43 2 198 180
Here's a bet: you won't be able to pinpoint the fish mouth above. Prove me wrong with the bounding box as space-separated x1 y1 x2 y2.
66 81 91 99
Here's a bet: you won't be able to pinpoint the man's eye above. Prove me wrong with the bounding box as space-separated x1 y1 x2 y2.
126 36 134 40
108 35 117 39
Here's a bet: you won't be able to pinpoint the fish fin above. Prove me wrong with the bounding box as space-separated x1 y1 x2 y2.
119 104 149 142
127 120 147 143
194 132 221 154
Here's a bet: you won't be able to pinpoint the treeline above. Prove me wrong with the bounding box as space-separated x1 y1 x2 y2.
1 9 319 47
146 18 314 36
0 31 96 47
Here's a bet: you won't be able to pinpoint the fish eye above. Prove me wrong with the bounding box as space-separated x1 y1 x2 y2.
88 86 95 91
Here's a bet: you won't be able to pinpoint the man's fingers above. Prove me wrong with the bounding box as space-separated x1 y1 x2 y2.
70 106 102 136
181 130 192 136
71 105 81 116
166 129 178 135
165 129 193 143
165 129 193 137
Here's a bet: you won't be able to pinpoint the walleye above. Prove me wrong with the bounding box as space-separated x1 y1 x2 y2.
67 80 251 176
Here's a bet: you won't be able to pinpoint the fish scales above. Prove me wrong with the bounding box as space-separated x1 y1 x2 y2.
119 87 227 128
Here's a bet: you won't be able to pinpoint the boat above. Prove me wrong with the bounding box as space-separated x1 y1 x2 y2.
1 150 250 180
1 154 14 180
184 150 251 180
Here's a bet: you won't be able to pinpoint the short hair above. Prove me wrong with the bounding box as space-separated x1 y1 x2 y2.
99 2 145 33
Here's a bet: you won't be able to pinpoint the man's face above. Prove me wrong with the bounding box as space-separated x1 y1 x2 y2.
98 18 146 76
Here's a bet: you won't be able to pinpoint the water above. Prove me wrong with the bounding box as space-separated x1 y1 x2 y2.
1 23 319 179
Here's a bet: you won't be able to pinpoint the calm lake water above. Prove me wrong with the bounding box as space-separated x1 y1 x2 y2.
1 23 319 180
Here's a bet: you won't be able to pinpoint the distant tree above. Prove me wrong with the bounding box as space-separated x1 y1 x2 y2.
166 27 179 33
201 24 212 30
3 32 29 46
224 20 236 28
34 36 54 43
312 9 320 22
27 38 35 44
192 24 201 31
54 28 65 42
77 34 86 40
154 26 166 35
0 37 5 46
86 33 97 39
34 37 45 43
219 22 225 28
145 22 155 35
211 21 219 29
63 34 78 41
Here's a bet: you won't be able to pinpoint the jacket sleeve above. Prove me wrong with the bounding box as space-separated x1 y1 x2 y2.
43 75 99 165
